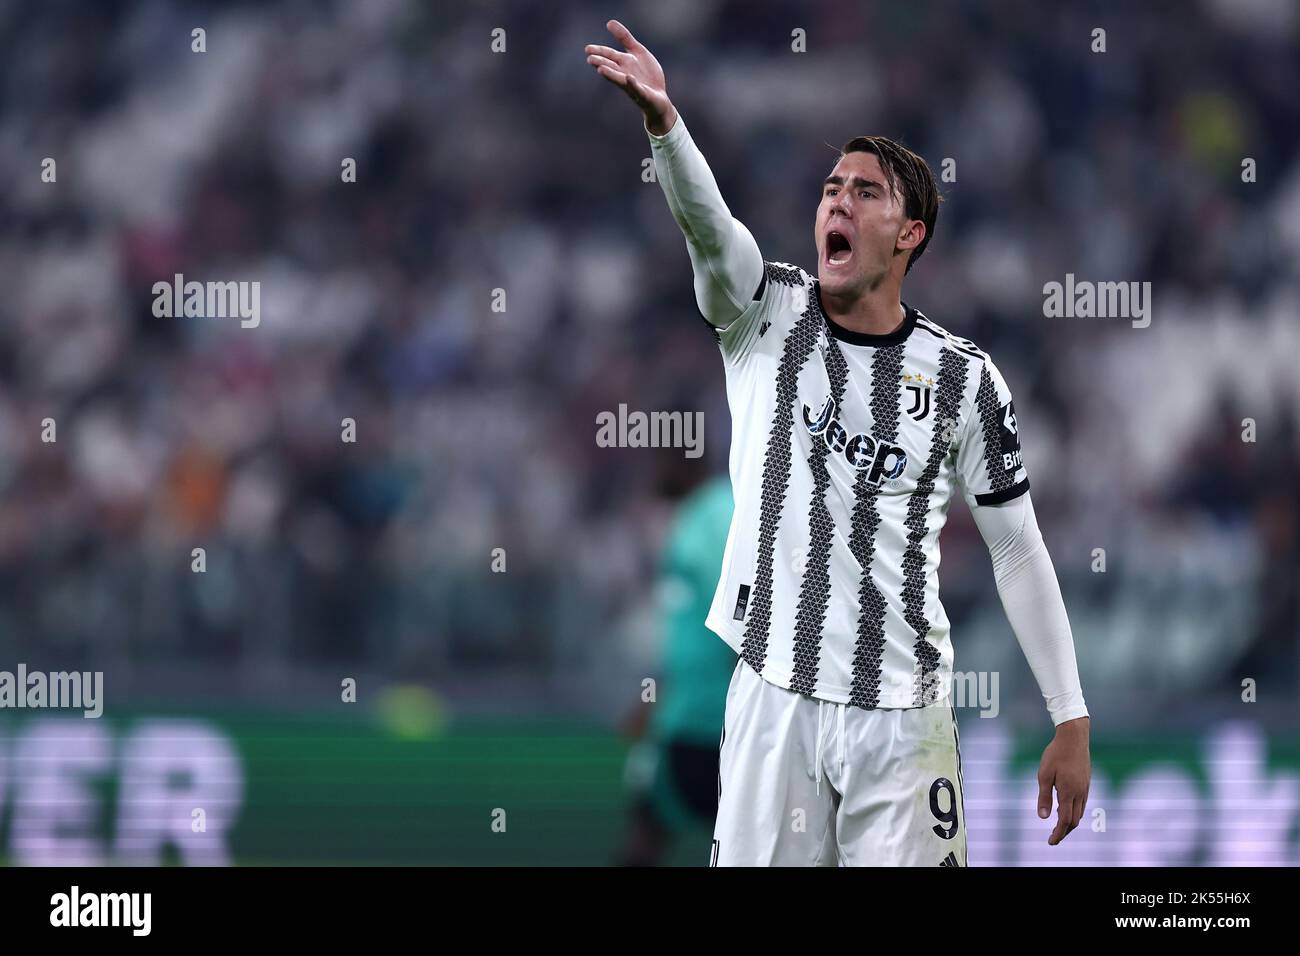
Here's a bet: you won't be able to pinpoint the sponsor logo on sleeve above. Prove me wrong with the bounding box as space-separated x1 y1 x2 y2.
999 400 1022 472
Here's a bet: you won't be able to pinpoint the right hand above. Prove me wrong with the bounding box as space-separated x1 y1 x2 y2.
585 19 677 135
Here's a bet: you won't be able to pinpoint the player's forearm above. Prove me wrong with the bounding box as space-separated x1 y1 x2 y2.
997 543 1089 726
971 494 1089 726
646 111 764 327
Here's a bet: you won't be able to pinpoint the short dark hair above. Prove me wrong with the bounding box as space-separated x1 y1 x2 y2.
838 136 941 273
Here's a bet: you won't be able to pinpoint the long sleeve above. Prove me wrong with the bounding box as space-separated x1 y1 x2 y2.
969 490 1089 726
646 113 764 329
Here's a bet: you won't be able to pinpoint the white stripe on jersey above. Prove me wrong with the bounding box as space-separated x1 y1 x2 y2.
705 261 1029 709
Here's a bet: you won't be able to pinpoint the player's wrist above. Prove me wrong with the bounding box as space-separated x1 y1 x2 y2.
645 102 678 137
1054 715 1090 740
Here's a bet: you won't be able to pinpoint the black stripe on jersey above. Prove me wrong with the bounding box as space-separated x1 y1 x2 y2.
846 341 906 709
740 263 820 672
902 348 971 706
915 316 985 360
974 363 1016 498
974 478 1029 506
789 334 849 696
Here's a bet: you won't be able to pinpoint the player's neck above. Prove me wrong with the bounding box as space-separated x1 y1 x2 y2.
817 276 906 338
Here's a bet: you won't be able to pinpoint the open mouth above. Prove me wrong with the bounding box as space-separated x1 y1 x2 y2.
826 230 853 267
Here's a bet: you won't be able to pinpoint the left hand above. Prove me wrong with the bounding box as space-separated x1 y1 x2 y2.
1037 716 1091 845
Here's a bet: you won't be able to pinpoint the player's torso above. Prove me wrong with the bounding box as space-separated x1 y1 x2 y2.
720 267 985 706
732 284 977 562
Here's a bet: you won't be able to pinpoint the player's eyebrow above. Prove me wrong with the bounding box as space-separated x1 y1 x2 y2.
823 174 886 193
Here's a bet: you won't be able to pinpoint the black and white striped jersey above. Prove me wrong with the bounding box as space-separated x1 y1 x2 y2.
705 260 1030 710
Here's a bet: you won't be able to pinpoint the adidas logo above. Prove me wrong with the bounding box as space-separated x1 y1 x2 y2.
938 851 960 867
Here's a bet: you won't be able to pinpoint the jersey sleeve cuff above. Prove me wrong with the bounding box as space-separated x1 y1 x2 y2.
974 477 1029 506
645 112 687 148
1050 703 1090 726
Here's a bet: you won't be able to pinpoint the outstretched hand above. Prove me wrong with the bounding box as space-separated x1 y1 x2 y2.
584 19 677 134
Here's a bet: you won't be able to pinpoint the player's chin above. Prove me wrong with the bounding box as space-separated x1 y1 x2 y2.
817 268 854 294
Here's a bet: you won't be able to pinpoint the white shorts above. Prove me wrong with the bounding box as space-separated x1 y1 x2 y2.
711 659 968 867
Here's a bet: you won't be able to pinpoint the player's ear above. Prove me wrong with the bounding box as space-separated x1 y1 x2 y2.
897 218 925 255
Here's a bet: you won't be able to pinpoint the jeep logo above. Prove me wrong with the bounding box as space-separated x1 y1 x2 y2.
802 396 908 484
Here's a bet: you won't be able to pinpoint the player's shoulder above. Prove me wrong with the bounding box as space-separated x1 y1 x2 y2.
910 309 1022 415
910 308 993 368
760 259 813 291
714 260 814 357
748 259 815 312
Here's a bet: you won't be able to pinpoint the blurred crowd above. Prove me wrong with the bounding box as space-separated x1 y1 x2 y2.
0 0 1296 720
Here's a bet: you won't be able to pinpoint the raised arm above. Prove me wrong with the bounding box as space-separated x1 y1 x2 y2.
585 20 763 329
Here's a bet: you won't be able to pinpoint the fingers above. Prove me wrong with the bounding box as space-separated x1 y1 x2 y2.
1036 771 1053 821
1039 744 1091 846
586 53 620 72
587 60 649 107
584 44 627 63
1047 806 1068 845
606 19 642 52
1047 786 1086 845
593 63 629 88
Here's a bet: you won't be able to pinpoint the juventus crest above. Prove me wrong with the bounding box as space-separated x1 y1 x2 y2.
901 371 935 421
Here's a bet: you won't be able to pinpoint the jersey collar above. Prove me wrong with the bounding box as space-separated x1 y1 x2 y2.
814 280 917 347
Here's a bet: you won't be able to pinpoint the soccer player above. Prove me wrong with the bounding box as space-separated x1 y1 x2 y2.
586 20 1091 866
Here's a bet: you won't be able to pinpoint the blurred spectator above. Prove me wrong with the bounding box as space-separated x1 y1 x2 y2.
0 0 1295 720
